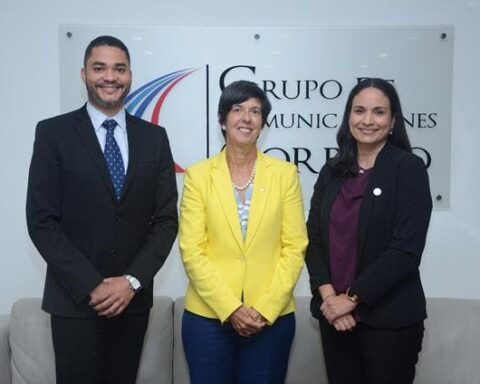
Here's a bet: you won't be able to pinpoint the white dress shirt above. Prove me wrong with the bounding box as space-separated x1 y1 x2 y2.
86 102 129 172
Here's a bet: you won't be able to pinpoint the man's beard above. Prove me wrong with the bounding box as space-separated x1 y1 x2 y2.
86 82 131 111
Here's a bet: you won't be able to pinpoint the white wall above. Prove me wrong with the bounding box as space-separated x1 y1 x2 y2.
1 0 479 314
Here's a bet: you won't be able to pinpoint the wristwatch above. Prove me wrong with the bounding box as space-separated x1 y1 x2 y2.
346 287 360 303
125 275 142 292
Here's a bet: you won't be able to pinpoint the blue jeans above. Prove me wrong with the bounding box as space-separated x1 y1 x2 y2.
182 310 295 384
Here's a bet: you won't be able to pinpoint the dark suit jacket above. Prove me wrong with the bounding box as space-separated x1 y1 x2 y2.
305 144 432 328
26 105 178 317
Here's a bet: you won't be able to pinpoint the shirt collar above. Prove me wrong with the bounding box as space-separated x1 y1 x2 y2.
86 102 127 134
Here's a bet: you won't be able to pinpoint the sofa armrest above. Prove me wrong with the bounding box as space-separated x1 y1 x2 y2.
0 314 11 384
415 297 480 384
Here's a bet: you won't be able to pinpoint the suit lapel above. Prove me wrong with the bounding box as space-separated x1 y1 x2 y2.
72 106 117 201
211 151 244 250
357 186 373 262
244 152 272 250
356 144 391 262
121 113 141 200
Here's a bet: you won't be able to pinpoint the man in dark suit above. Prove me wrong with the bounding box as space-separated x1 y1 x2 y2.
26 35 178 384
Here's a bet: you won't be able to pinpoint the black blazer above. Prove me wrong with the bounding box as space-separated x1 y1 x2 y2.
26 105 178 317
305 144 432 328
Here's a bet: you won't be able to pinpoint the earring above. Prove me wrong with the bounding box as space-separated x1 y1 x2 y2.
221 125 226 130
389 130 393 135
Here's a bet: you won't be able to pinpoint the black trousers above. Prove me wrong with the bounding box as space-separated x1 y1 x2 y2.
319 318 424 384
51 311 149 384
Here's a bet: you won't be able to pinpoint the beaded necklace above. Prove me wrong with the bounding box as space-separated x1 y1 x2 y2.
232 159 257 191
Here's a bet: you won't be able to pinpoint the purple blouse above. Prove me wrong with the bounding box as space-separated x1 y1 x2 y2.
329 168 372 295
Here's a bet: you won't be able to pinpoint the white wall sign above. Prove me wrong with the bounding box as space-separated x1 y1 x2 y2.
60 25 453 208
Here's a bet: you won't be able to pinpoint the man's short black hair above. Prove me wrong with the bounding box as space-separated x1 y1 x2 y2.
83 35 130 67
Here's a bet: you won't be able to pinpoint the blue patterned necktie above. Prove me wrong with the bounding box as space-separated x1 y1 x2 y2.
102 119 125 200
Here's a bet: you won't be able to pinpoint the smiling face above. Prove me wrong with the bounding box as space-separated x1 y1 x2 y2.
349 87 395 152
224 97 263 149
81 45 132 116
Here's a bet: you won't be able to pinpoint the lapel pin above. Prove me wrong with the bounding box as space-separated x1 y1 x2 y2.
373 187 382 196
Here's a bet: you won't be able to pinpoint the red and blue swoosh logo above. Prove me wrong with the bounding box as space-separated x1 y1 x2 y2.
125 68 198 172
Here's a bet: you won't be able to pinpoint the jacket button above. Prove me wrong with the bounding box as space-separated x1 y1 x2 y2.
116 215 122 222
110 249 116 258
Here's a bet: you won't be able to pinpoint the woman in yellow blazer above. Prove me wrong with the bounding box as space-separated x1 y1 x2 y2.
179 81 308 384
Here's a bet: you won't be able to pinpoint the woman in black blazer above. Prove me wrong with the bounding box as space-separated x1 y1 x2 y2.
305 78 432 384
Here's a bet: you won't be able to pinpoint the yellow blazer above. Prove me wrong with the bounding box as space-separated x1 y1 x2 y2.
179 150 308 324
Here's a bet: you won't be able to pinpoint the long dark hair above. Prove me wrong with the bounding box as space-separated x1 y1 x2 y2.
329 78 411 177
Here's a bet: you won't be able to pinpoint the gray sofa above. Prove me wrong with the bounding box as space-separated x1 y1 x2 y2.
1 296 479 384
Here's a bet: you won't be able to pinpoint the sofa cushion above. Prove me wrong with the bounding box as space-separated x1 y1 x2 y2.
415 297 480 384
0 314 11 384
288 296 328 383
9 297 174 384
137 296 174 384
173 297 189 384
9 298 54 384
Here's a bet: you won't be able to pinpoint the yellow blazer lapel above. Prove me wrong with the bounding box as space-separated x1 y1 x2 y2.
211 151 244 250
245 151 273 250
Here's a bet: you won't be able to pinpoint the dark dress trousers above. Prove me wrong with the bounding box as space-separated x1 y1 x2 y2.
26 105 178 317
